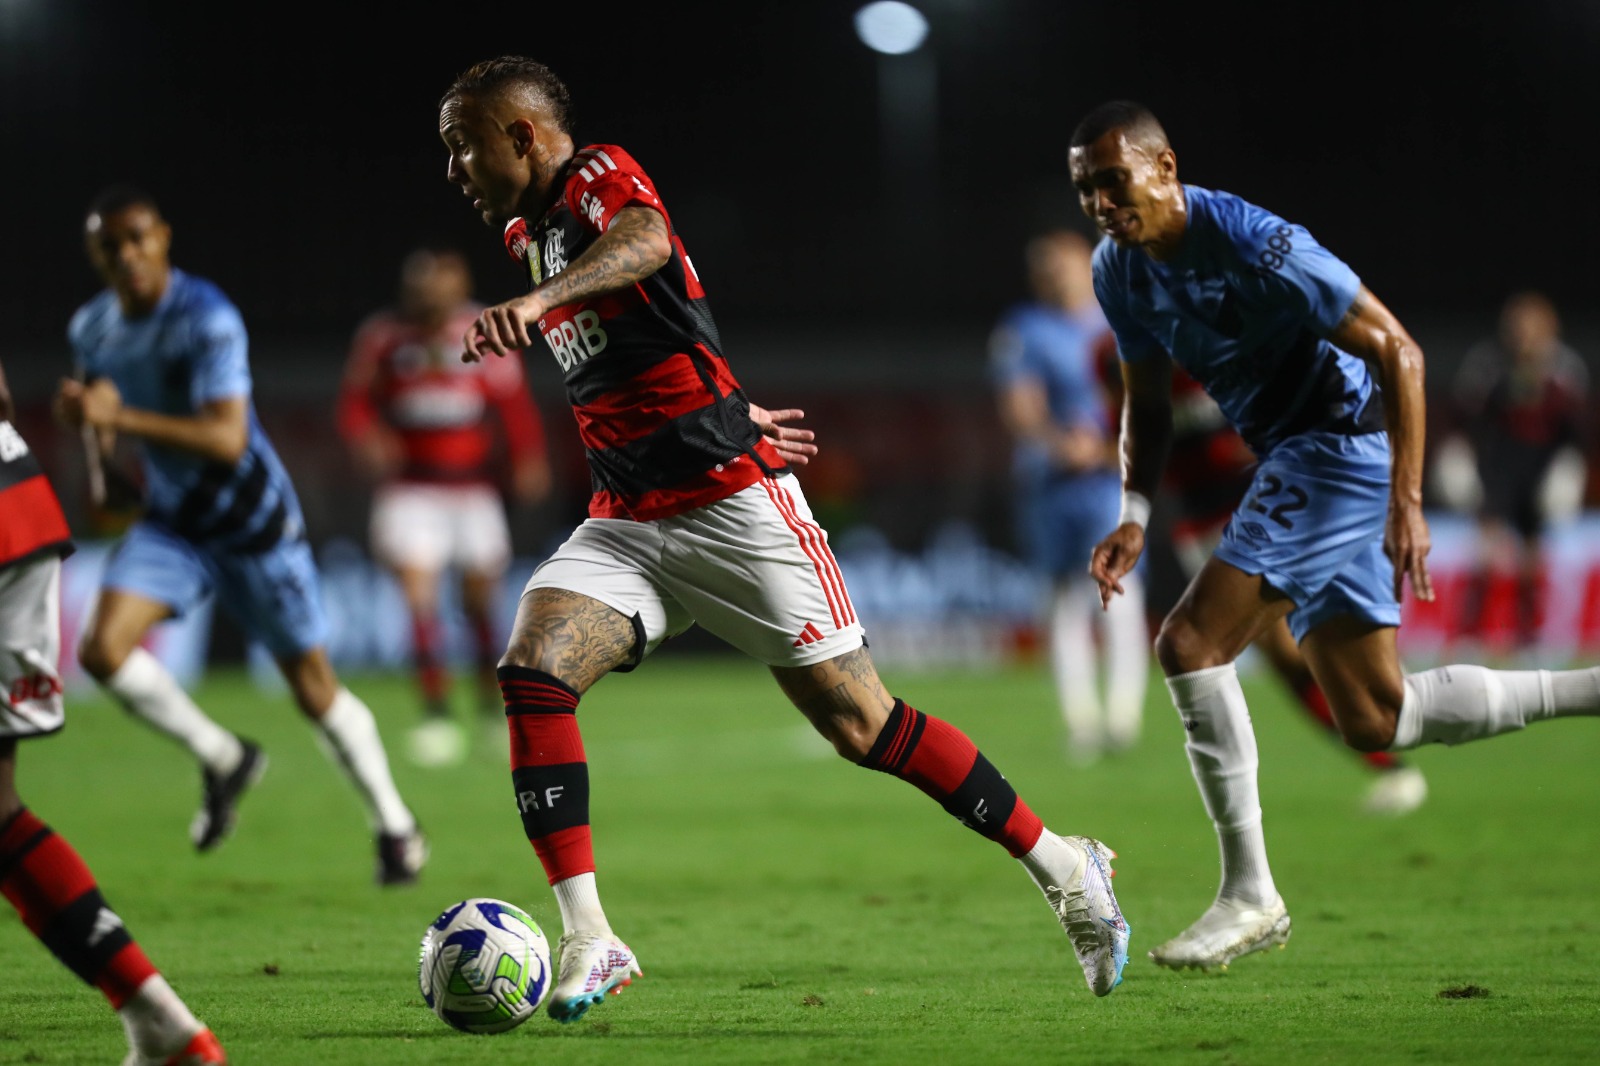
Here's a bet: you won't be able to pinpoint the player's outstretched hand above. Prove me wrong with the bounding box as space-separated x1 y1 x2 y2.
1385 501 1434 603
463 293 543 363
749 404 818 467
1090 524 1146 610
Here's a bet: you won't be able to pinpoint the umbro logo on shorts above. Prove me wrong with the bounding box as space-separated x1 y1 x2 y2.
791 622 827 648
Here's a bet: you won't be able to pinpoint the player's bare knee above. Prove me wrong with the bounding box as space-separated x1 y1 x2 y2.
1154 615 1225 676
1337 697 1402 752
279 650 339 718
75 631 127 682
807 712 880 761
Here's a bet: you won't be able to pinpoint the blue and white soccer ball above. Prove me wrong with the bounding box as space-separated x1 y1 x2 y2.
419 897 552 1034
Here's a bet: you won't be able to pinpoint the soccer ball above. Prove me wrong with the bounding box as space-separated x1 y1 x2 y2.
418 897 552 1034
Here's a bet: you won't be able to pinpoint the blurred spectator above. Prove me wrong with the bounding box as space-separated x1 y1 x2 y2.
1433 291 1589 651
336 248 552 766
989 229 1148 764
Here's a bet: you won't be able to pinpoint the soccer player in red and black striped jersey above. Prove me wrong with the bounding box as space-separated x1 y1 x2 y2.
438 55 1130 1019
0 357 226 1066
337 247 553 767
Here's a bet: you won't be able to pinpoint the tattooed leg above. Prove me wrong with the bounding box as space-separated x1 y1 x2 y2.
772 647 895 759
777 648 1054 863
497 587 637 951
501 587 637 695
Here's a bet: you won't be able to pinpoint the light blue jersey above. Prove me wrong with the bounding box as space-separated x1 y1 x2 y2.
989 301 1122 578
68 268 304 551
67 269 327 656
1093 185 1381 455
1093 185 1398 637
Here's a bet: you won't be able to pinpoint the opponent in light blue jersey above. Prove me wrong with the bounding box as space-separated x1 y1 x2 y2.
1092 184 1384 457
68 269 304 552
54 186 424 883
990 230 1147 762
1070 101 1600 975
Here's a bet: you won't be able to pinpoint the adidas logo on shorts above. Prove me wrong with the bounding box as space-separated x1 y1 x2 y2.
792 622 826 648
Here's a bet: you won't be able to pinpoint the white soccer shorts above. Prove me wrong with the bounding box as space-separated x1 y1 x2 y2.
0 556 65 739
370 482 512 575
524 474 865 668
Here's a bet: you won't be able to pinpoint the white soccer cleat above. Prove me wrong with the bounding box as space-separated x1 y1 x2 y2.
1149 894 1290 971
1032 833 1130 996
1363 765 1427 816
407 718 468 768
547 931 642 1023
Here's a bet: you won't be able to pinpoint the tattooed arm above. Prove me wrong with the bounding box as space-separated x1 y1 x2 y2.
1327 284 1433 602
465 206 671 361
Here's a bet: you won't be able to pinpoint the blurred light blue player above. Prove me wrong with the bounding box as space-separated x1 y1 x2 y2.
54 186 426 885
990 229 1148 764
1075 101 1600 973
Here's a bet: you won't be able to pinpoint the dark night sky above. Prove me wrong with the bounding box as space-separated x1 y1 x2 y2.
4 0 1597 368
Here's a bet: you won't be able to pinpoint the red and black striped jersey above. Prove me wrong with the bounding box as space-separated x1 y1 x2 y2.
335 303 547 486
503 143 783 521
1164 365 1257 535
0 420 73 570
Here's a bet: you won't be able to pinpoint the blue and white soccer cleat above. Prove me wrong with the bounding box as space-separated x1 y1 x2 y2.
1037 834 1130 996
1149 894 1291 971
547 931 641 1023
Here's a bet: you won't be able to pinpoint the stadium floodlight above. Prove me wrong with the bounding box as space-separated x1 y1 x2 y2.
854 1 929 56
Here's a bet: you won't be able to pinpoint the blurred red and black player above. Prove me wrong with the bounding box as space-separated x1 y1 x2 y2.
1096 348 1428 814
0 356 225 1065
1434 291 1589 651
336 248 552 767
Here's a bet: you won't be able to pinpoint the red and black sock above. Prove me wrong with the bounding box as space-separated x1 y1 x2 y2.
1296 679 1399 772
0 808 157 1008
498 666 594 884
412 613 450 716
471 614 501 717
859 699 1044 857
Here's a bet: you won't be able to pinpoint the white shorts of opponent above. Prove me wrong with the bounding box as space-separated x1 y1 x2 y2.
525 473 866 669
0 555 65 739
370 482 512 576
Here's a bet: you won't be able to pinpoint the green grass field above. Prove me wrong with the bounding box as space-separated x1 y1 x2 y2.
4 652 1599 1065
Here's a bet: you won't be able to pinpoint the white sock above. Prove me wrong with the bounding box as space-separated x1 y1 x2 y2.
119 974 202 1058
1100 571 1150 749
105 649 242 775
1166 664 1277 906
1392 665 1600 750
1049 580 1103 750
553 872 611 935
315 688 416 835
1018 828 1081 892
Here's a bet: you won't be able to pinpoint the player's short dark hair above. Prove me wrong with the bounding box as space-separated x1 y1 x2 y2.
86 184 161 222
1069 101 1169 152
443 56 573 135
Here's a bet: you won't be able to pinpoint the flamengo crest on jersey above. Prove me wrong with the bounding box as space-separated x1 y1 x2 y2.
500 143 783 522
